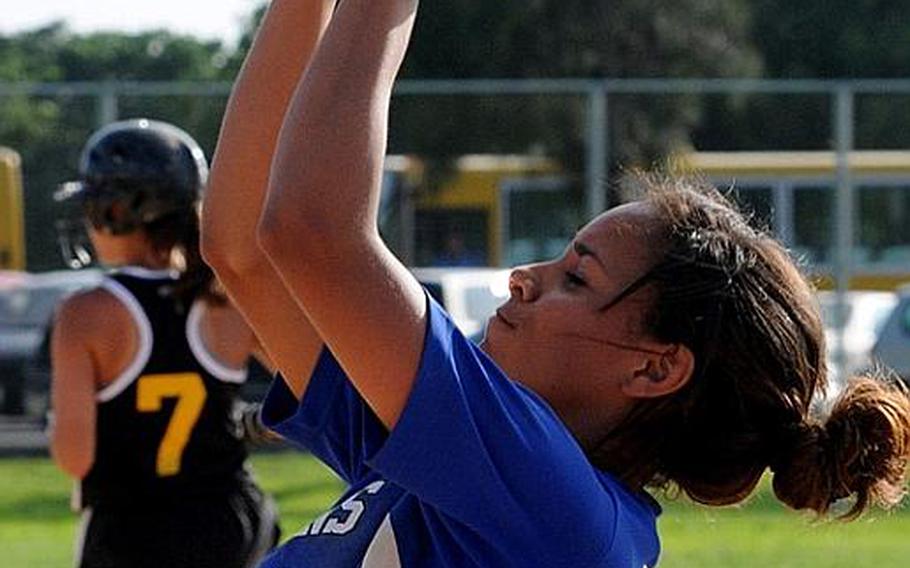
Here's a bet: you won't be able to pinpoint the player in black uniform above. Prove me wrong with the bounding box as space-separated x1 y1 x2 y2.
49 119 279 568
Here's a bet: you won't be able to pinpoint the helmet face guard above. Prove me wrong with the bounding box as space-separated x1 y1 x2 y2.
54 216 94 269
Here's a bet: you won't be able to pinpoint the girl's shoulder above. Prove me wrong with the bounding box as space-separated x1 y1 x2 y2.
55 285 132 336
192 299 257 370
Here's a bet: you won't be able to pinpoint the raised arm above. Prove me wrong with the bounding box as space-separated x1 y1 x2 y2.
258 0 423 428
201 0 336 396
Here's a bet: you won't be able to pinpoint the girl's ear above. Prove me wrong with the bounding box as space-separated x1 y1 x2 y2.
622 344 694 399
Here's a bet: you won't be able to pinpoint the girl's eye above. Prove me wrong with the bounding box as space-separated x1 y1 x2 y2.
565 272 586 288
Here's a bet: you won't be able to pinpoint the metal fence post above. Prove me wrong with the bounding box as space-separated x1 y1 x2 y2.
586 84 608 219
96 82 119 127
832 84 855 385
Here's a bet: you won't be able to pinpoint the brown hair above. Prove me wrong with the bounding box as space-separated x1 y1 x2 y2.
592 173 910 519
144 206 223 309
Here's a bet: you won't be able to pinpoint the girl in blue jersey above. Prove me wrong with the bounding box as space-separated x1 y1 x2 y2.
203 1 910 566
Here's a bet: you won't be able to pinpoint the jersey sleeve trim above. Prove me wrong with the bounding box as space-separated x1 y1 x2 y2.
112 266 180 280
95 278 154 402
261 348 348 442
74 507 93 565
261 348 392 483
185 299 248 384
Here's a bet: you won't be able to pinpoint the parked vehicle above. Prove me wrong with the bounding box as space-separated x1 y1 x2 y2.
871 286 910 381
0 266 511 416
691 149 910 291
381 155 580 269
817 290 898 385
412 267 511 340
0 269 102 415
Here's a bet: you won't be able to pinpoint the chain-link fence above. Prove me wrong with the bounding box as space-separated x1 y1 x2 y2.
5 79 910 371
2 77 910 398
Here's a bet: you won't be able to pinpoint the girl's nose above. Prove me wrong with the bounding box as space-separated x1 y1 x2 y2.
509 266 540 302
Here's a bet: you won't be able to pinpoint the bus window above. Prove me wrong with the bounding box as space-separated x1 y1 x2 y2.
857 185 910 266
390 154 561 267
684 149 910 290
729 185 774 231
414 209 489 267
380 169 414 263
501 177 581 266
793 185 834 265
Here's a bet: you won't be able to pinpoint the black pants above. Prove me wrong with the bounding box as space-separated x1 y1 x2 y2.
77 483 280 568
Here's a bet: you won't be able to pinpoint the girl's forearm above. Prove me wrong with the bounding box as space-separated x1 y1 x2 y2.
202 0 336 271
261 0 419 249
201 0 337 400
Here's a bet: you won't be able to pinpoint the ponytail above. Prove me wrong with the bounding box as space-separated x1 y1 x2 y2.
145 206 224 310
771 376 910 519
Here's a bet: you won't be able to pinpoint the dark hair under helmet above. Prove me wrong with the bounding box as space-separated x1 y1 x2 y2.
56 118 209 235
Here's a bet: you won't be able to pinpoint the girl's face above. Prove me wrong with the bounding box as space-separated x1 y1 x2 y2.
480 201 674 447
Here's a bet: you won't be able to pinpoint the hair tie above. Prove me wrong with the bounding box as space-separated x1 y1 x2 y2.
768 421 827 474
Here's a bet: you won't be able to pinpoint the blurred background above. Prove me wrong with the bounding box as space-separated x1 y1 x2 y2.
3 1 910 566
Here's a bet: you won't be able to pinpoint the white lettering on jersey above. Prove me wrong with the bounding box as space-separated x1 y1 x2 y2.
298 480 387 538
301 511 330 536
324 498 365 535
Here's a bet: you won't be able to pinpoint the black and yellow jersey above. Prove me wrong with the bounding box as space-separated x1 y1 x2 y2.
80 267 250 509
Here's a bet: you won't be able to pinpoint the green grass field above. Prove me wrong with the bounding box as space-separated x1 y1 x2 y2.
1 451 908 567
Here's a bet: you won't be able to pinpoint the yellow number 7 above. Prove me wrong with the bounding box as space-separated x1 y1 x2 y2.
136 373 207 477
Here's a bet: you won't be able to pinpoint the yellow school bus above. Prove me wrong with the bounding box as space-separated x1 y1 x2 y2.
683 149 910 290
382 149 910 287
382 155 580 267
0 147 26 270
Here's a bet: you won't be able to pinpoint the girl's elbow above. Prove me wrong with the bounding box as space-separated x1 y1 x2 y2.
256 208 286 261
202 214 268 278
50 444 92 479
256 202 314 262
200 205 245 271
258 192 361 263
199 226 228 271
65 458 92 480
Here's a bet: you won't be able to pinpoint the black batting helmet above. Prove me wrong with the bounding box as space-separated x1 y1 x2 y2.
56 118 208 234
54 118 208 268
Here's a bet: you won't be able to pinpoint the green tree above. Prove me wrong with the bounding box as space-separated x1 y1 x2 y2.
753 0 910 79
694 1 910 152
392 0 760 181
225 1 760 170
0 24 231 270
2 1 766 268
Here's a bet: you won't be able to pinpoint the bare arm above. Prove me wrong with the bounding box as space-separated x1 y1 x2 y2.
201 0 336 397
49 297 97 479
259 0 423 428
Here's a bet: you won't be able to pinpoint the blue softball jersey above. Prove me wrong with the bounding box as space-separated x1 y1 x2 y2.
259 295 661 567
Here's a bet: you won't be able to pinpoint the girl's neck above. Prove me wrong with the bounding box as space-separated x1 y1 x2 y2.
100 246 170 270
118 252 171 270
91 229 171 270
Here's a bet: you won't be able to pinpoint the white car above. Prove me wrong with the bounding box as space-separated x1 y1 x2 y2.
870 285 910 381
817 290 898 386
411 267 511 339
